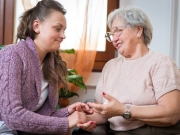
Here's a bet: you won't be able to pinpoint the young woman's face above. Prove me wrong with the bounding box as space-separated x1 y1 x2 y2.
111 18 140 58
34 11 66 53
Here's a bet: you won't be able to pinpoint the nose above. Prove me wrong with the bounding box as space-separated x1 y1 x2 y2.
59 32 66 39
112 35 119 42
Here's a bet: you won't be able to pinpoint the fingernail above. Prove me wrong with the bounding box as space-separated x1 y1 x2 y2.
90 121 93 124
94 126 96 128
102 92 106 95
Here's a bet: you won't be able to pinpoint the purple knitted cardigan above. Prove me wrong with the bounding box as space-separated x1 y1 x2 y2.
0 37 69 134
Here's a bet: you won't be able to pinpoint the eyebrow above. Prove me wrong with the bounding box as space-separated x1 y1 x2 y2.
112 26 125 29
55 23 62 27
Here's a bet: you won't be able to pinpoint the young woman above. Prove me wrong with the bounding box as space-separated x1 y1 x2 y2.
0 0 93 134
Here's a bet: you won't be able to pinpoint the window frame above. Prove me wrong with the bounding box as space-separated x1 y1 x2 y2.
0 0 15 45
93 0 119 72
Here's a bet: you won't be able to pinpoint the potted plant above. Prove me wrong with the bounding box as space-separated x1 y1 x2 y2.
57 49 87 108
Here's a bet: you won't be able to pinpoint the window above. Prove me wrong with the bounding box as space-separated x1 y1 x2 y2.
0 0 15 45
93 0 119 72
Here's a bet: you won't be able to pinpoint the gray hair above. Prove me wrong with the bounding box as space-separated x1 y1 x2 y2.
107 6 153 45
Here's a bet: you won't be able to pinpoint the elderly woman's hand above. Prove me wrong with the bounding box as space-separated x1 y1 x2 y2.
87 92 126 119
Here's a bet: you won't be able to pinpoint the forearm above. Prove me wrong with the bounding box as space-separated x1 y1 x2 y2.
51 107 70 117
88 112 107 125
131 104 180 126
131 90 180 126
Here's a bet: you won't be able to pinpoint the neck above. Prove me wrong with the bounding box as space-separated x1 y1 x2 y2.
125 44 149 60
34 39 47 65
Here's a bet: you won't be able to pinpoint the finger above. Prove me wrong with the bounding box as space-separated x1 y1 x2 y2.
79 103 94 114
76 104 83 112
102 92 114 102
78 121 96 132
77 123 82 128
86 121 96 132
81 103 90 110
87 102 103 111
82 108 94 115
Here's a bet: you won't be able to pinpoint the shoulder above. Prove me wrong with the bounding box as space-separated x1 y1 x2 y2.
1 40 27 54
149 50 177 68
101 56 123 76
104 56 123 68
0 40 33 61
148 50 179 76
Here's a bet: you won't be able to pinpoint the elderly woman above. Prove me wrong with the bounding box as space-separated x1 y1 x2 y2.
76 6 180 135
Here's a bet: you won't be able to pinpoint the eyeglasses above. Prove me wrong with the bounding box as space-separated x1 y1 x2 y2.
105 26 126 42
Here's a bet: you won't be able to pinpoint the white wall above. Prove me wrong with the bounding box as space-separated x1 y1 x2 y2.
120 0 180 68
69 72 101 104
69 0 180 104
121 0 171 55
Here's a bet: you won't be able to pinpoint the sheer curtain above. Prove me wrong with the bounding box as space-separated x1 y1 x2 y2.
20 0 106 92
59 0 107 92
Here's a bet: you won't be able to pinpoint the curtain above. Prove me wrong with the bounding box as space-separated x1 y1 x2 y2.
60 0 106 92
21 0 39 11
21 0 106 92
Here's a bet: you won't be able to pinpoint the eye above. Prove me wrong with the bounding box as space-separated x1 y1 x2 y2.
116 28 123 32
55 28 60 31
55 27 61 32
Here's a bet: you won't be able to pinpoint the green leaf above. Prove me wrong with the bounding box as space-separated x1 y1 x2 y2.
55 104 60 110
67 75 86 89
60 49 75 54
59 88 79 98
0 45 5 50
68 69 78 75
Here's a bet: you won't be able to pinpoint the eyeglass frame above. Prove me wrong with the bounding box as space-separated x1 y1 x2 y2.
105 26 126 42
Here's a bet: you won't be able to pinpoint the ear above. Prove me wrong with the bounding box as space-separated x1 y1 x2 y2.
136 26 143 38
33 20 40 34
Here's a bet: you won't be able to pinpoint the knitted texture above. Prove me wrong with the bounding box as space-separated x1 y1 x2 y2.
0 37 69 134
95 50 180 131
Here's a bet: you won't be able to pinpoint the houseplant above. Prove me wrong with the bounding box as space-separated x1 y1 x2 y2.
58 49 87 108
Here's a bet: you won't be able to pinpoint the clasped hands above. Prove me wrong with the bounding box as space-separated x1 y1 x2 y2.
68 92 126 132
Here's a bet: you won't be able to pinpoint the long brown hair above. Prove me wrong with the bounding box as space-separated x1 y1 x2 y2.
16 0 69 93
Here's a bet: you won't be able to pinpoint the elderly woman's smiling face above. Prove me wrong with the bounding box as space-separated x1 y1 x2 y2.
111 18 143 59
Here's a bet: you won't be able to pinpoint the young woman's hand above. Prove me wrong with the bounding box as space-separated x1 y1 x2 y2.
76 121 96 132
68 102 94 115
68 111 90 129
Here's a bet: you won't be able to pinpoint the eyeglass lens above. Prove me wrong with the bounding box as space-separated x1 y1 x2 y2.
105 32 113 42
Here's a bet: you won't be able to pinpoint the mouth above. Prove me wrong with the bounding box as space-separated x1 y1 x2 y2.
116 43 122 49
56 40 62 43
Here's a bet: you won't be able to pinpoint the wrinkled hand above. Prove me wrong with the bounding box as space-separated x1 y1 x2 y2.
68 111 89 129
87 92 126 119
68 102 94 115
77 121 96 132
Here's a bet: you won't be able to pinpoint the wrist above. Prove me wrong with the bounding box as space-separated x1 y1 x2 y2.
122 104 131 119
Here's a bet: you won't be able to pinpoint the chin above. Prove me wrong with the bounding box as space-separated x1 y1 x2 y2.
118 50 123 55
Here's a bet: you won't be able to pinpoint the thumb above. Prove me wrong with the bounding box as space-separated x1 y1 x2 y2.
102 92 114 102
76 104 83 112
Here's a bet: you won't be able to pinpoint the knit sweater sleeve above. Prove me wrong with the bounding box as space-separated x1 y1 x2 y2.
51 107 70 117
151 55 180 100
0 47 68 135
